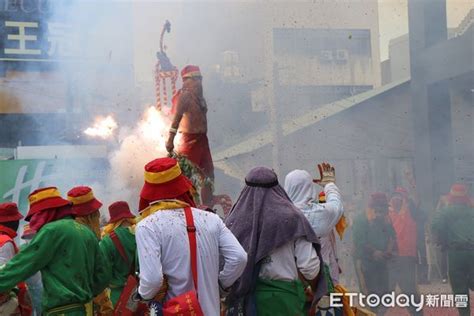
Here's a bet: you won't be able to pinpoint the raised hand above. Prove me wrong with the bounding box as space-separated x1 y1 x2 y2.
313 162 336 187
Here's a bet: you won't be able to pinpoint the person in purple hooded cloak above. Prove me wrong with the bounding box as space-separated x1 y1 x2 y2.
224 167 327 316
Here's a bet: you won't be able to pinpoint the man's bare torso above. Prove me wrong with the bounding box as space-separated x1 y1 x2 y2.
178 89 208 134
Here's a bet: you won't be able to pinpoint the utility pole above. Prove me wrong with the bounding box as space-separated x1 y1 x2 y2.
408 0 454 211
270 62 283 174
263 15 282 174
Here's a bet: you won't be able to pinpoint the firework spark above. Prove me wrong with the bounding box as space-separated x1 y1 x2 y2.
84 115 118 139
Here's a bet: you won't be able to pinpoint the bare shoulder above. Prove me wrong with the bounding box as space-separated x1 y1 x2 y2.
178 89 193 104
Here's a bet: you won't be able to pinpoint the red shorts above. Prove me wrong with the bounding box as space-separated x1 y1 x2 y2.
178 133 214 179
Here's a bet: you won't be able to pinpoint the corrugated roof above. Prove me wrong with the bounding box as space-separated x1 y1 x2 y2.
214 77 410 162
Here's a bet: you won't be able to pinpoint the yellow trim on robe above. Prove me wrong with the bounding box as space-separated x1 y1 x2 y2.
45 301 93 316
138 199 190 221
101 218 136 238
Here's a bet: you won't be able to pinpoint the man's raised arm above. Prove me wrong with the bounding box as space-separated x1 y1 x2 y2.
166 93 189 154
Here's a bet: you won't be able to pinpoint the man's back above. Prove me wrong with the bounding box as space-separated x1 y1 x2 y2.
0 218 109 311
41 219 107 307
433 205 474 246
136 208 247 316
178 89 208 134
352 214 395 261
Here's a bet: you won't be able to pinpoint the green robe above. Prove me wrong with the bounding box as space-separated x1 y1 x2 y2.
431 205 474 248
352 214 395 297
352 214 396 260
0 218 110 314
255 278 306 316
432 205 474 316
99 226 136 306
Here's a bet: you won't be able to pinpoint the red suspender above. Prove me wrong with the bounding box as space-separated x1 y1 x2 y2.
110 231 130 265
184 207 198 292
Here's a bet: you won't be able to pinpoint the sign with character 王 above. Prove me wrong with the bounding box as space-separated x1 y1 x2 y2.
0 0 76 69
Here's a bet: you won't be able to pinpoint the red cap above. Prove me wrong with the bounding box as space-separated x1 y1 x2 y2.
0 202 23 223
140 157 193 209
369 192 389 209
108 201 135 224
181 65 201 79
67 186 103 216
26 187 71 221
447 183 471 206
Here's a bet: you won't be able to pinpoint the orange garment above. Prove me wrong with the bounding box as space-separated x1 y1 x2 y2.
335 215 347 240
389 206 417 257
334 284 355 316
365 208 376 221
0 224 19 254
0 226 33 316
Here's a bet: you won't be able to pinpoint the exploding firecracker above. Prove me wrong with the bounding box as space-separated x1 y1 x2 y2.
83 115 118 139
135 106 182 152
81 18 232 213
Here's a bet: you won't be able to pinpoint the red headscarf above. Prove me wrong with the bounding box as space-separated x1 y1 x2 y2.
0 224 18 239
29 205 74 232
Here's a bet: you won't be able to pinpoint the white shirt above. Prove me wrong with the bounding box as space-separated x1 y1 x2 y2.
303 183 343 283
284 170 344 283
259 237 320 281
0 242 15 266
136 208 247 316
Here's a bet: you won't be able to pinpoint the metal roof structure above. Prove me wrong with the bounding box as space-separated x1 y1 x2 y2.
214 77 410 163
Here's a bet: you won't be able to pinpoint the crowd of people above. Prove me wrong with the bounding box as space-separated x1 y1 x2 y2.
0 158 348 316
351 182 474 316
0 157 473 316
0 64 473 316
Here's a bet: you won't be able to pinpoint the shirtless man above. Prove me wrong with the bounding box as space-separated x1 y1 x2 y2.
166 65 214 205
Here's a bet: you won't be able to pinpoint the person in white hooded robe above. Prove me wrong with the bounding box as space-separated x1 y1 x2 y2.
284 166 344 284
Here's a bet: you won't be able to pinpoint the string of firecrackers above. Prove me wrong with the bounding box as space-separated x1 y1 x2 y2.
154 62 179 112
154 61 162 110
159 70 178 78
162 76 168 108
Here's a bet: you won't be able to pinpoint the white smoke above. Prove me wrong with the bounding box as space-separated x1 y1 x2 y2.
104 105 178 211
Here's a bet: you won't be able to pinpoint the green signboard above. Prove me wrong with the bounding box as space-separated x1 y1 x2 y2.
0 159 108 216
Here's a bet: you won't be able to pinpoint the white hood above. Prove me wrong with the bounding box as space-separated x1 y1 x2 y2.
284 169 317 210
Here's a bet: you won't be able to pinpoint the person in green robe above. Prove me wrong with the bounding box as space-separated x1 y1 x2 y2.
352 192 396 315
0 187 110 316
20 224 43 316
431 183 474 316
99 201 137 306
67 185 116 315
